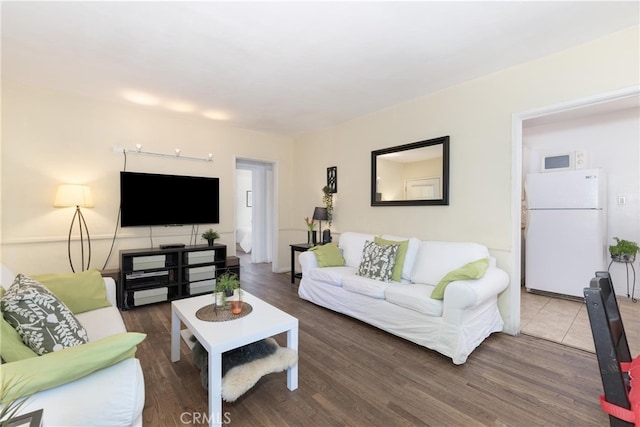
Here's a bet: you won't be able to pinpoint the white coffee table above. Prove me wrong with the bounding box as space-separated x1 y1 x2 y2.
171 291 299 426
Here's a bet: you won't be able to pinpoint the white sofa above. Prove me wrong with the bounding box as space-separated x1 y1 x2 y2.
298 232 509 364
0 269 145 426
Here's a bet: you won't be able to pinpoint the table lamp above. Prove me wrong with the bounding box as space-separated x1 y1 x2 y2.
312 207 329 244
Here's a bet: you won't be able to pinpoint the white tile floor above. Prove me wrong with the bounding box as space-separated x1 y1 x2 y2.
520 287 640 355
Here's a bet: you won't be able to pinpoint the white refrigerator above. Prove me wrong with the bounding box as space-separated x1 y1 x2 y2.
524 169 607 298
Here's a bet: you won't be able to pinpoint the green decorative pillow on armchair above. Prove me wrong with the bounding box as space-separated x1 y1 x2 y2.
0 286 38 362
33 269 111 314
1 274 89 355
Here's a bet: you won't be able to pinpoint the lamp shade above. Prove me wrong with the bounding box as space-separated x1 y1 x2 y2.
54 184 94 208
312 207 328 221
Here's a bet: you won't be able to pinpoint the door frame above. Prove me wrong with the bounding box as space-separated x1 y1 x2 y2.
509 85 639 335
235 156 279 272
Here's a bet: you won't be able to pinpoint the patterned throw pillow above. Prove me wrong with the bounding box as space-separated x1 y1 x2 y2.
356 240 399 282
1 274 89 355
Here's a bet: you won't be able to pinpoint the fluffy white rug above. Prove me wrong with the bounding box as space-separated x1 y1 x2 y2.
221 338 298 402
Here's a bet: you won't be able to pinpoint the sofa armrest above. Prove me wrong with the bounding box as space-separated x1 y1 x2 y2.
299 251 318 277
14 358 144 427
103 277 117 307
442 267 509 312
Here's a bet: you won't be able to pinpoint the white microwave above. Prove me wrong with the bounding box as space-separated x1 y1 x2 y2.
541 151 586 172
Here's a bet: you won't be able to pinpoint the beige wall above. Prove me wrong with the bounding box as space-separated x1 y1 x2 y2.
1 82 294 275
292 26 639 332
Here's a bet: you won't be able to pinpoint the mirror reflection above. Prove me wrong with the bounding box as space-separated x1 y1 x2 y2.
371 136 449 206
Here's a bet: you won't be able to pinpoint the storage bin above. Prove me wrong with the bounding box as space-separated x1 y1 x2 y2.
132 255 166 270
187 250 216 264
188 279 216 295
133 287 168 306
186 265 216 282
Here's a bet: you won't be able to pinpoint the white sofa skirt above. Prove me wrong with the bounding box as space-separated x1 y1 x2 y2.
299 277 504 365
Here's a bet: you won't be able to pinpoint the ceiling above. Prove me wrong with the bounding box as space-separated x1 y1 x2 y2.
2 2 638 137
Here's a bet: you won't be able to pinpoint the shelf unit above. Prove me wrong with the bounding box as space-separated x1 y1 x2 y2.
118 244 238 310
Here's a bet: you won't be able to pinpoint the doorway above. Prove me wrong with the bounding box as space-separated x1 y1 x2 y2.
510 86 640 336
235 159 276 268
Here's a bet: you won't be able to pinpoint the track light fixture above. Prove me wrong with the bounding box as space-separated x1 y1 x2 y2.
114 145 213 162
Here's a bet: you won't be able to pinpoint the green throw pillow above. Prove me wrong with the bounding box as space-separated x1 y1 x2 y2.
1 316 38 362
356 240 399 282
374 237 409 282
1 274 89 355
2 281 38 362
430 258 489 300
0 332 146 403
33 269 111 314
309 243 346 267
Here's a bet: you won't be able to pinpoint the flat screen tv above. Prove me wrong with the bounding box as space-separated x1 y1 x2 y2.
120 171 220 227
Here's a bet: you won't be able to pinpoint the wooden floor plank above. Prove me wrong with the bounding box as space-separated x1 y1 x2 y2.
121 261 608 426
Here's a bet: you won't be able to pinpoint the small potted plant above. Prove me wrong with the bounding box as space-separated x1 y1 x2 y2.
609 237 639 263
214 272 240 308
201 229 220 246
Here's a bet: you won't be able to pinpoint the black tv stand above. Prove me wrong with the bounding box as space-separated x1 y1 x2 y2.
118 244 239 310
160 243 185 249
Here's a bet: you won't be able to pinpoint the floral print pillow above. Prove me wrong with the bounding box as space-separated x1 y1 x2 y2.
1 274 89 355
356 240 399 282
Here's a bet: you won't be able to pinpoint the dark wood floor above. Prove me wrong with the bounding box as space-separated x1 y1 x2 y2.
121 260 608 426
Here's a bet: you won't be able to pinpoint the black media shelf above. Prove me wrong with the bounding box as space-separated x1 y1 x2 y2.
118 244 239 310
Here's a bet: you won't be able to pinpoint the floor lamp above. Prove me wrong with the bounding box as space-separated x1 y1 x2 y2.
54 184 94 272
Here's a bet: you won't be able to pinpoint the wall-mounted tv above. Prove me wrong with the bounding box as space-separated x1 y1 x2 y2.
120 171 220 227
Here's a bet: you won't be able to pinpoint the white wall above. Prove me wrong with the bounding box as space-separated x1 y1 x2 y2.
523 106 640 298
292 26 639 333
1 82 294 275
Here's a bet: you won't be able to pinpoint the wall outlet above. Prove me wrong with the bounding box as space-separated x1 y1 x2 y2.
112 145 124 153
617 196 626 206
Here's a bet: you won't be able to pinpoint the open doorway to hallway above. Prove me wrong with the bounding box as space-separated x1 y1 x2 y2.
235 159 276 268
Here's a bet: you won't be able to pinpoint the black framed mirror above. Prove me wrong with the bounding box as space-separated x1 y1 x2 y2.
371 136 449 206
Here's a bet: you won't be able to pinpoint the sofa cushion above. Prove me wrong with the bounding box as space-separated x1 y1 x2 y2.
308 266 357 287
0 332 146 402
411 241 490 285
381 235 421 281
338 232 376 268
32 269 111 314
373 237 408 283
309 243 346 267
76 306 128 342
1 274 89 355
343 275 392 299
384 284 444 317
430 258 490 300
356 240 399 282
